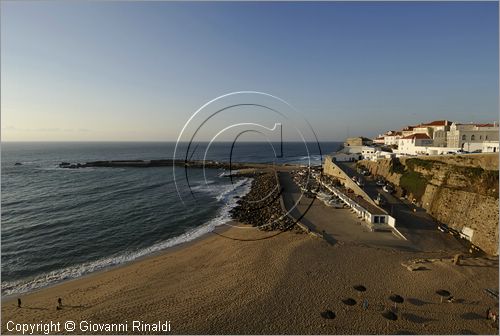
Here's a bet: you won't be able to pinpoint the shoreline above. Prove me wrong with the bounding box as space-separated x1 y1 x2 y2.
2 166 498 334
1 167 288 300
2 224 498 334
1 171 259 299
1 223 235 302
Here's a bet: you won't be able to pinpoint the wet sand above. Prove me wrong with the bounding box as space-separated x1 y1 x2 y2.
1 223 498 335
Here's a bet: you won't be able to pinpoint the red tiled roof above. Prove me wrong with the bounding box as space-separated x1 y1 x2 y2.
420 120 450 127
401 133 431 140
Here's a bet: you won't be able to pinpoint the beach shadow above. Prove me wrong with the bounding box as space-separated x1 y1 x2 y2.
320 230 337 245
402 312 435 324
407 298 430 306
64 304 89 309
393 330 416 335
412 266 431 271
460 312 483 320
459 263 498 269
23 306 49 311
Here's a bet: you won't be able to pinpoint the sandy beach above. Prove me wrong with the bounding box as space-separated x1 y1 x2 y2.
2 221 498 335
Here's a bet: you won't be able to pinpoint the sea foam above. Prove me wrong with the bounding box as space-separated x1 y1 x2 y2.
1 177 252 297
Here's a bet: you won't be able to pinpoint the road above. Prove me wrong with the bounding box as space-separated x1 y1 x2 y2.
277 171 415 251
336 162 469 253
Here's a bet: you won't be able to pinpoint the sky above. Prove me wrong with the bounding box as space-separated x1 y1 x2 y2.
1 1 498 142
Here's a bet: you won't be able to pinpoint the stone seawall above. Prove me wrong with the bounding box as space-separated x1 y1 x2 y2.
323 156 376 205
359 154 499 255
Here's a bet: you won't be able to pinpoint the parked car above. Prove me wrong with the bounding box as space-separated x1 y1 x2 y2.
437 224 449 233
325 199 344 208
376 179 386 187
355 179 364 187
316 192 331 200
383 184 394 193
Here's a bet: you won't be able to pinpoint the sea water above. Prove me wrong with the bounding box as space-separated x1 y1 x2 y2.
1 141 340 295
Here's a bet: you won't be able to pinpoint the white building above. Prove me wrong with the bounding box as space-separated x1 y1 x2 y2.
405 120 452 147
447 122 499 151
373 136 385 145
383 131 402 146
363 150 396 161
361 146 376 157
397 133 434 155
401 125 418 137
482 141 499 153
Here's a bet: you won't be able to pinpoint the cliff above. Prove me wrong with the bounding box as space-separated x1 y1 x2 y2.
359 154 499 255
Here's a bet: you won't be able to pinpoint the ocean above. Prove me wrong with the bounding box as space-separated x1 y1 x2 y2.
1 141 341 296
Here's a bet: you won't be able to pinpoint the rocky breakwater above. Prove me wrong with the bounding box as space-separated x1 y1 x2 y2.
58 159 257 170
359 154 499 255
230 172 299 232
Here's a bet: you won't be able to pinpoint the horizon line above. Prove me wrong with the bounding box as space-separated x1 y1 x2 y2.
1 140 345 143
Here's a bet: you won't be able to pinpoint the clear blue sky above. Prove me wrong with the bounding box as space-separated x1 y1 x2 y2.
1 1 498 141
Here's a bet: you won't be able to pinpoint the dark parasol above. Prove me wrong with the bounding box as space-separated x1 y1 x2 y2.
382 310 398 321
320 310 336 319
389 294 404 309
342 298 357 306
436 289 451 303
353 285 367 292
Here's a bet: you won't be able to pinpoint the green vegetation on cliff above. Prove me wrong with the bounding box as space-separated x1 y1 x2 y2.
389 158 406 174
388 157 499 200
405 158 437 171
388 158 429 200
451 165 499 199
399 171 428 200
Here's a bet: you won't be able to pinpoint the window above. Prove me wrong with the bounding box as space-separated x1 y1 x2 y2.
462 135 466 141
471 135 475 141
480 135 483 140
380 216 385 224
486 135 489 140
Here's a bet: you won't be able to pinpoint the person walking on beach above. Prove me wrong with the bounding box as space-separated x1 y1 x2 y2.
56 298 63 310
17 298 21 308
487 307 491 320
362 299 368 310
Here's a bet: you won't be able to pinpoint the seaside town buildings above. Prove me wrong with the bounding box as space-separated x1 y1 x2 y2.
397 133 434 155
447 122 499 152
331 120 499 162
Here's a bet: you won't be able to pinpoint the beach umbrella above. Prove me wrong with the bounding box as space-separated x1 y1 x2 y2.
382 310 398 321
436 289 451 303
320 310 336 319
389 294 404 309
382 310 398 330
342 298 357 306
353 285 367 292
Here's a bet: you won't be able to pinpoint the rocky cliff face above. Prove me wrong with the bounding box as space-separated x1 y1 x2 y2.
359 154 499 255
